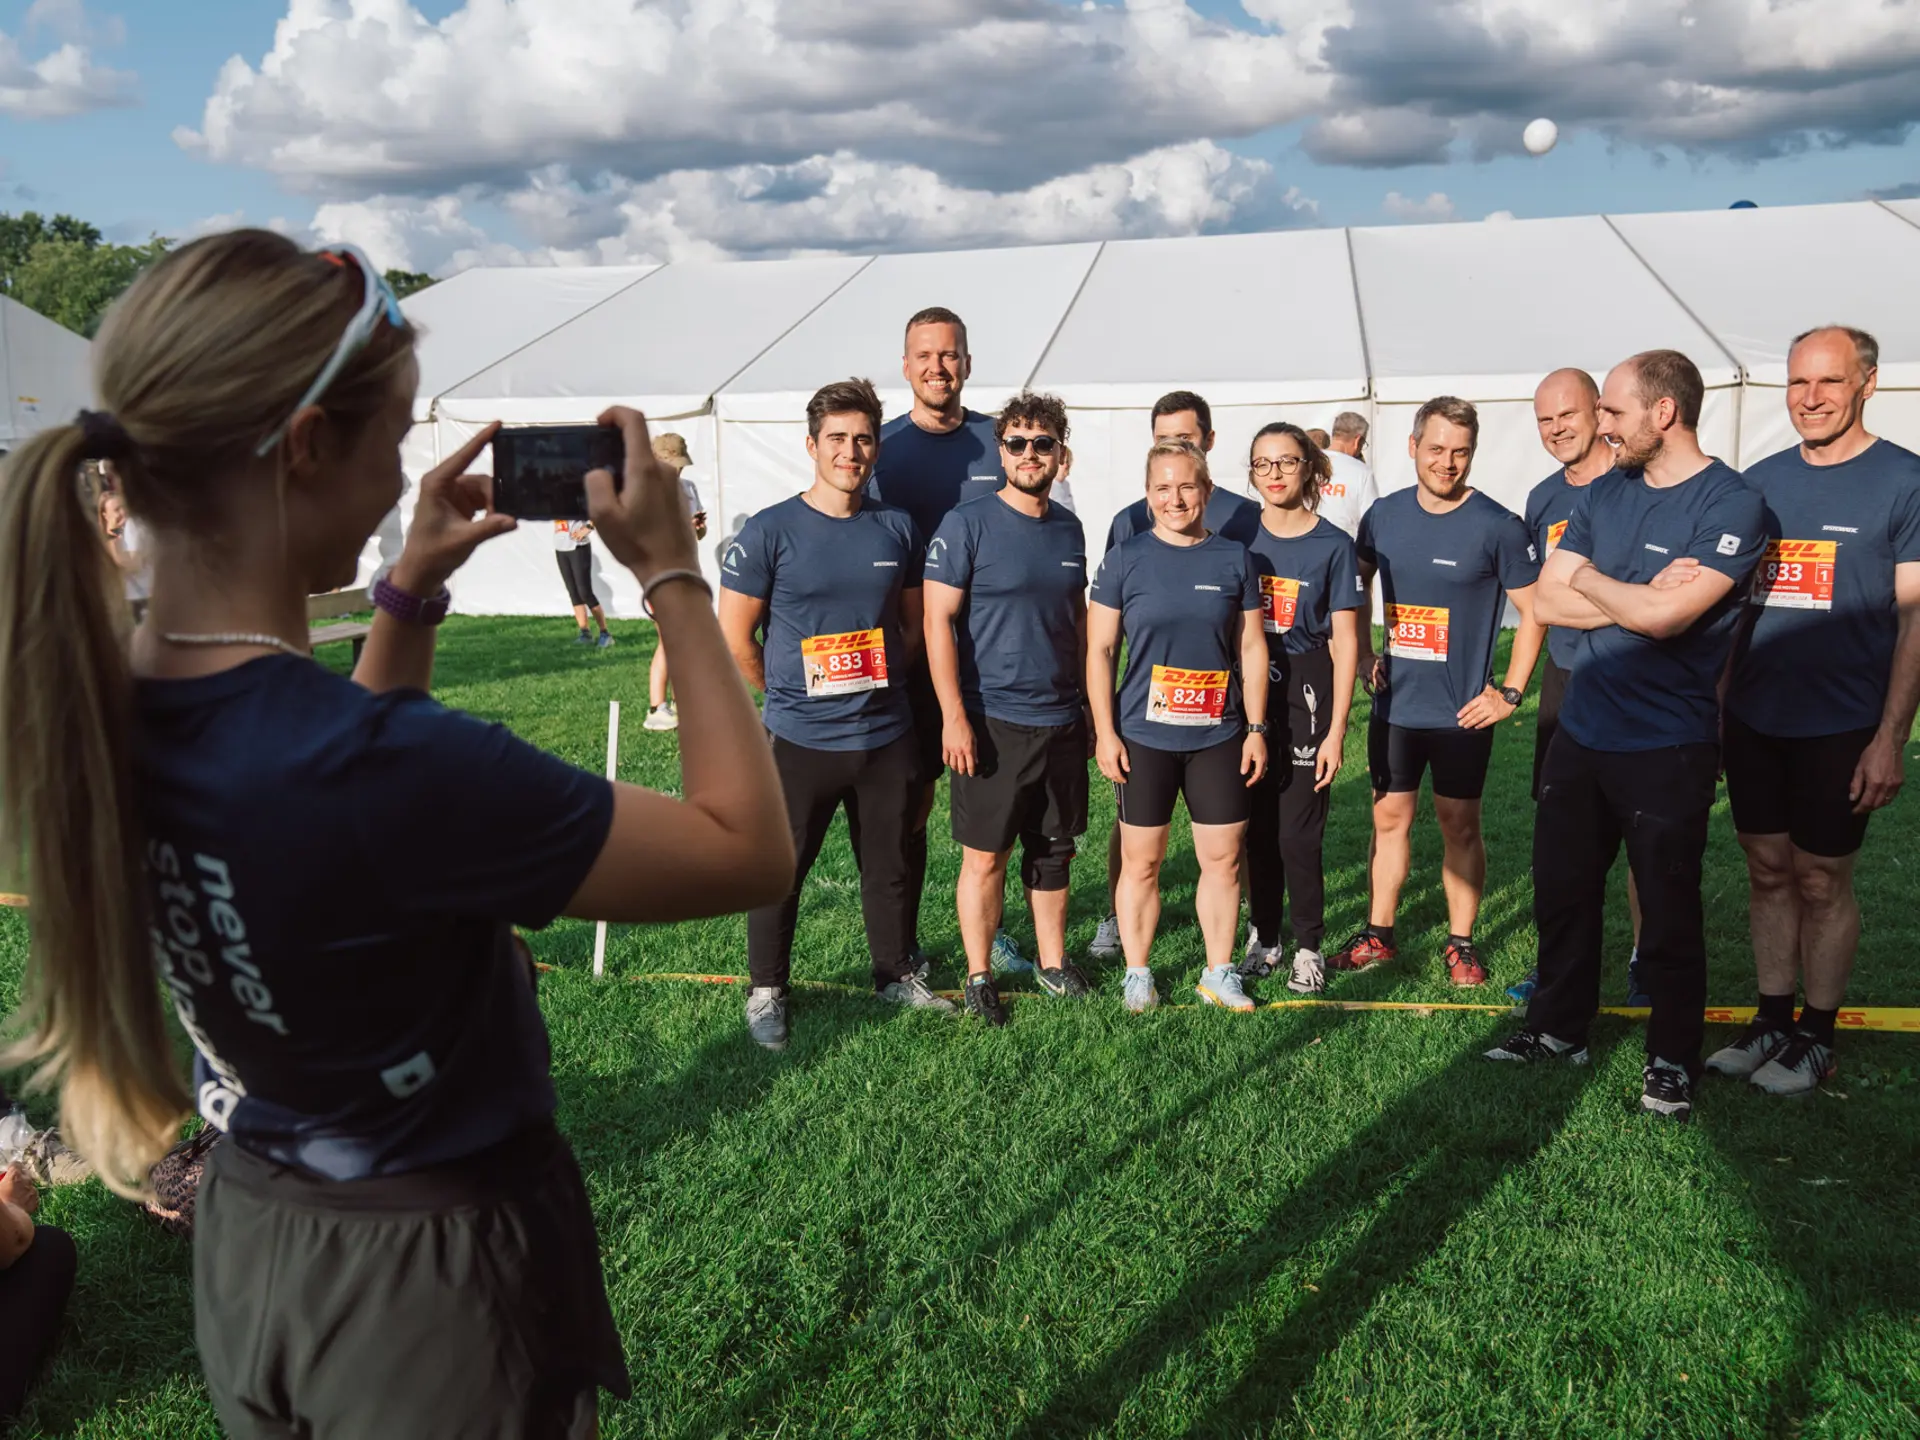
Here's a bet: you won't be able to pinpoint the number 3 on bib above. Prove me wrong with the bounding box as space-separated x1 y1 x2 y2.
802 629 889 696
1385 604 1449 662
1146 665 1228 726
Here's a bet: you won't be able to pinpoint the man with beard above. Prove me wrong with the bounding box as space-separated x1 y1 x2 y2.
923 392 1092 1024
1487 350 1764 1124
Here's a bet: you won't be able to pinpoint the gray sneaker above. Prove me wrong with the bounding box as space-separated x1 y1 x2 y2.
745 987 789 1051
879 974 958 1014
1286 947 1327 995
1123 967 1159 1014
1196 964 1255 1013
1090 913 1122 959
1749 1032 1835 1097
1705 1018 1791 1078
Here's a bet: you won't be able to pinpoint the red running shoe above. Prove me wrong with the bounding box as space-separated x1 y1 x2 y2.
1327 930 1396 973
1445 937 1488 987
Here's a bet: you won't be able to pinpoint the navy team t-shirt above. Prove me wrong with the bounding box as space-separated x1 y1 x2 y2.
867 410 1003 544
1729 440 1920 738
925 493 1087 726
1356 488 1539 731
1557 462 1765 752
1524 469 1608 671
135 657 613 1181
1245 515 1366 657
1090 531 1262 752
1105 487 1262 554
722 494 922 752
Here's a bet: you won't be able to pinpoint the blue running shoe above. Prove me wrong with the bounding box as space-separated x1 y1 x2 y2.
1506 968 1538 1005
990 930 1033 975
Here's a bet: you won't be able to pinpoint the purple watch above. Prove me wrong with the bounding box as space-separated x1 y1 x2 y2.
372 574 451 626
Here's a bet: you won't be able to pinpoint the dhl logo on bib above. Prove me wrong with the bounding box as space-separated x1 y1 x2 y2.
1385 604 1449 662
1260 575 1301 634
1753 539 1836 611
1146 665 1228 726
1546 519 1567 552
802 628 889 696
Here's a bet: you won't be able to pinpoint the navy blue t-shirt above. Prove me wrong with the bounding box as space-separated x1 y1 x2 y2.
1090 531 1262 752
1356 488 1539 731
867 410 1003 545
1105 487 1262 554
135 657 612 1181
722 495 922 752
1245 516 1365 656
1729 440 1920 738
925 493 1087 726
1557 462 1766 752
1524 469 1607 671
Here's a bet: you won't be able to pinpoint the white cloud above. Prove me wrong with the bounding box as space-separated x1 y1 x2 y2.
0 1 132 118
1382 191 1456 224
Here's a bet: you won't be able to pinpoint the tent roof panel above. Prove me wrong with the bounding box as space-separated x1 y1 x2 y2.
1351 214 1737 400
1613 202 1920 388
717 241 1101 422
438 254 869 421
1029 229 1367 407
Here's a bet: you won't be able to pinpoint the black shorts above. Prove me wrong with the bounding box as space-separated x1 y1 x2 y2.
905 661 945 786
1724 713 1876 858
555 546 594 608
1116 734 1253 828
1368 716 1496 801
195 1121 629 1440
950 714 1089 857
1533 650 1571 802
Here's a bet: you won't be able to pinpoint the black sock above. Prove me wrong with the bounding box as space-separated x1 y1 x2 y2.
1757 991 1796 1028
1368 924 1395 947
905 827 928 950
1448 932 1473 948
1797 1004 1839 1046
577 626 590 638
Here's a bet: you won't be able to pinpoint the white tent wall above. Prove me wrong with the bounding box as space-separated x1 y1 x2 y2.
0 297 91 446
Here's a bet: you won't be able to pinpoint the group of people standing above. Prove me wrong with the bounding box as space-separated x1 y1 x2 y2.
719 309 1916 1131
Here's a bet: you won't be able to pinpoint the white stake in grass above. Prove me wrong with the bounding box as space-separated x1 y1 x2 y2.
593 699 620 979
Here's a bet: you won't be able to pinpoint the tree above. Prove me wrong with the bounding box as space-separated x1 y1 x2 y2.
384 269 436 300
13 235 172 338
0 212 104 298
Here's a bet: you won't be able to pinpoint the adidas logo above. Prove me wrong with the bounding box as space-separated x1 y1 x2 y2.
1292 744 1317 767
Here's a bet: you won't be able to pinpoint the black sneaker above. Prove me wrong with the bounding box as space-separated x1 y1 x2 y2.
1035 961 1091 999
1483 1028 1590 1065
964 976 1009 1027
1641 1058 1693 1122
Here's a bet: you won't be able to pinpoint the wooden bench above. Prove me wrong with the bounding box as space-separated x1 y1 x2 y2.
307 586 372 663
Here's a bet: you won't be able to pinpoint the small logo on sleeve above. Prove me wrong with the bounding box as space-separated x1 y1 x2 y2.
1716 533 1741 556
1527 544 1538 562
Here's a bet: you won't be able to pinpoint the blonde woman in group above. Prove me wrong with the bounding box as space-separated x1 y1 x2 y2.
0 230 793 1439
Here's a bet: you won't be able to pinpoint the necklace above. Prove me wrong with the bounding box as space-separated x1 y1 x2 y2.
162 632 312 661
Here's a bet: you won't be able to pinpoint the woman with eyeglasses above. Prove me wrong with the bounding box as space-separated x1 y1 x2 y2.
1237 423 1364 996
1087 438 1269 1014
0 231 794 1439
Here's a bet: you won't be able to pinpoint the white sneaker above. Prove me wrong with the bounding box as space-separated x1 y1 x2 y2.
1090 913 1122 959
642 704 678 732
1286 947 1326 995
1196 964 1255 1013
1123 967 1158 1013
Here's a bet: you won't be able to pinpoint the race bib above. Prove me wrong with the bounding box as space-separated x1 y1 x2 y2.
1546 519 1567 553
1385 604 1450 663
1752 539 1835 611
1260 575 1301 635
802 629 889 696
1146 665 1228 727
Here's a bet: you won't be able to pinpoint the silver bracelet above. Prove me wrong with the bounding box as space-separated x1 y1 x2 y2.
643 568 713 617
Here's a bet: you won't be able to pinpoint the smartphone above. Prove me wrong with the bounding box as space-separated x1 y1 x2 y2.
491 424 625 521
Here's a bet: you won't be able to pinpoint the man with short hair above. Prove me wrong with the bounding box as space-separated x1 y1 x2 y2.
1089 390 1263 960
1329 396 1541 988
720 378 956 1050
1710 325 1920 1095
865 308 1004 972
924 391 1093 1025
1319 411 1380 540
1488 350 1765 1124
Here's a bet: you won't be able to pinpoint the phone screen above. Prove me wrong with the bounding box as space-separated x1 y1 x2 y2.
491 425 625 521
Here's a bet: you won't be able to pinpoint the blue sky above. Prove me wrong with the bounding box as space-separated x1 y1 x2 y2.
1 0 1916 270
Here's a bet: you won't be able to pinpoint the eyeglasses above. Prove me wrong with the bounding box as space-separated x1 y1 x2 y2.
255 243 406 457
1251 456 1304 478
1001 434 1060 456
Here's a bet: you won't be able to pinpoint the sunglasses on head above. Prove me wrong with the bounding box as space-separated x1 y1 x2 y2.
1001 434 1060 456
256 243 406 457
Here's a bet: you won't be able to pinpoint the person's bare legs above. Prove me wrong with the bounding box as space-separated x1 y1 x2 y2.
1432 795 1486 937
1793 850 1860 1009
1193 821 1249 970
572 603 590 631
1367 790 1417 927
650 637 671 708
1117 822 1169 970
1739 831 1802 1000
956 847 1009 980
1027 883 1069 969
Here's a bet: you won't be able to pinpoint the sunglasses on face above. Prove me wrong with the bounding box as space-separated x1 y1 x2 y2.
1001 434 1060 456
256 242 406 457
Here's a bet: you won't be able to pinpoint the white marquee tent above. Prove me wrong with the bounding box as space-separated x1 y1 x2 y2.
395 200 1920 617
0 296 90 452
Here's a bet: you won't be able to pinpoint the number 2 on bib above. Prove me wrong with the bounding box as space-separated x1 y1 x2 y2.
1385 604 1449 662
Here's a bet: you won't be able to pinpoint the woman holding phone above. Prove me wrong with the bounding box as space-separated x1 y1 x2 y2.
0 230 793 1439
1087 438 1269 1015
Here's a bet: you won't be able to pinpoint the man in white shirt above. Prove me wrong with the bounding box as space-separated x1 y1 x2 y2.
1318 411 1379 540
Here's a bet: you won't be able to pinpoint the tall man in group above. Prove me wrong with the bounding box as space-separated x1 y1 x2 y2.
720 379 957 1051
1332 396 1541 986
1489 350 1766 1123
924 391 1093 1025
1710 325 1920 1095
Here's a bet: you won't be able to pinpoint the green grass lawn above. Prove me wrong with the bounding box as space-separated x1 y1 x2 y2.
4 616 1918 1439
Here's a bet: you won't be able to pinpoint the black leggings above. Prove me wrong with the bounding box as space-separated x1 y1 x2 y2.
555 547 595 609
748 733 919 991
1247 645 1335 952
0 1224 77 1429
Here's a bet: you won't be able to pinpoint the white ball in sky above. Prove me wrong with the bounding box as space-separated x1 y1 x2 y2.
1523 117 1559 156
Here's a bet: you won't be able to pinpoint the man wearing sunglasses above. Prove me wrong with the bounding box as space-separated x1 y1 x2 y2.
923 393 1092 1025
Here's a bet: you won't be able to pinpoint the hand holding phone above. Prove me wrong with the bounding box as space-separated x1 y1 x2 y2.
584 408 701 586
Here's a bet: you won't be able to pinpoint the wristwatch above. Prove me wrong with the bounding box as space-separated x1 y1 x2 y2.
1498 685 1524 707
1246 722 1270 735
